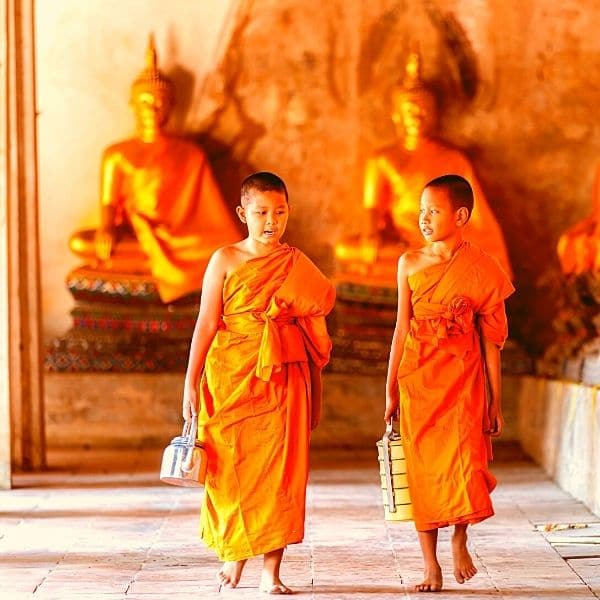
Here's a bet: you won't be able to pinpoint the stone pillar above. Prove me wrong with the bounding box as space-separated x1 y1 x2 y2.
0 0 45 489
0 0 9 489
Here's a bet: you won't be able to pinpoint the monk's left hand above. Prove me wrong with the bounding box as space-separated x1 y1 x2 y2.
384 390 400 423
485 402 503 437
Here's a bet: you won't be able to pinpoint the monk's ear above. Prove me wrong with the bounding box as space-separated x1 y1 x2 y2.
236 205 247 223
455 206 469 226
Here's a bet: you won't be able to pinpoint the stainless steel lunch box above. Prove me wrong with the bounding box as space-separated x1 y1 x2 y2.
160 416 207 487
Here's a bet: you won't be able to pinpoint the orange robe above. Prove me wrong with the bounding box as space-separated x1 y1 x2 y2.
398 242 514 531
198 244 335 561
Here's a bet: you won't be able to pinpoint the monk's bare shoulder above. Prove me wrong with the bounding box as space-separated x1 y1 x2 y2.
399 248 430 277
204 244 243 281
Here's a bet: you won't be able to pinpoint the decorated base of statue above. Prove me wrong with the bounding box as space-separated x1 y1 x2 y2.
45 265 199 373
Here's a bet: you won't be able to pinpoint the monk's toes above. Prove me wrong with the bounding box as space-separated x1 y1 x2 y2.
415 582 442 593
217 572 238 589
455 562 478 583
260 584 293 595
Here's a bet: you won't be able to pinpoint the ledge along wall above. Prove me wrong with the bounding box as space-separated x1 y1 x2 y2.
514 375 600 517
45 370 521 452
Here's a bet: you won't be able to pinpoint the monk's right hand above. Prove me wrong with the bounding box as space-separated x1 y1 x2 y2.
182 385 199 421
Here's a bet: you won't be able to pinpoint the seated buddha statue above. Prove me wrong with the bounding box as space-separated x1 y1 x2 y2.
69 36 240 303
557 164 600 275
335 51 512 280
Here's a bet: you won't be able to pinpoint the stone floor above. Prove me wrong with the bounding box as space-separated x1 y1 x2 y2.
1 445 599 599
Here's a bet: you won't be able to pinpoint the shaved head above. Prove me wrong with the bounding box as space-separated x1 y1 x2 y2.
424 174 474 219
240 172 288 206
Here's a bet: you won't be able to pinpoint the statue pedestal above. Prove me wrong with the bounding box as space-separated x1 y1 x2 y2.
541 271 600 382
45 265 199 372
328 275 396 375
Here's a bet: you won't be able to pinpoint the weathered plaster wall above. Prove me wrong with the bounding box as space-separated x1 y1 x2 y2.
196 0 600 355
37 0 600 354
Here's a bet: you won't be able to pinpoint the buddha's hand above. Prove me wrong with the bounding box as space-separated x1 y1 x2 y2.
182 383 199 421
94 227 115 261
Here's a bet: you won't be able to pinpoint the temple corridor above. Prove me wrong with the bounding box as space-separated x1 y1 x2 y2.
1 446 598 600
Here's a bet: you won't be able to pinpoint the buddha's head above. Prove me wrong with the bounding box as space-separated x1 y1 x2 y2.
130 35 175 137
391 51 437 150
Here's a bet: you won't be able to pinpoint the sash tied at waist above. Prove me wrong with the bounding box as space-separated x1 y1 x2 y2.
221 311 306 381
410 295 476 358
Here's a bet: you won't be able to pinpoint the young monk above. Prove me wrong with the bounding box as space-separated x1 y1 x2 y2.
384 174 514 593
182 171 335 595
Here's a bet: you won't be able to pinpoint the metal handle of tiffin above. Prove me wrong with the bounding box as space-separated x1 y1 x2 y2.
383 417 400 512
181 415 198 473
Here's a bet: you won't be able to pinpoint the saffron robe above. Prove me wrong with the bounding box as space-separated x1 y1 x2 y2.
198 244 335 561
398 242 514 531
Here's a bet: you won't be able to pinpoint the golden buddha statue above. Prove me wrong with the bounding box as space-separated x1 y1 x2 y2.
70 36 240 302
557 164 600 275
335 51 512 279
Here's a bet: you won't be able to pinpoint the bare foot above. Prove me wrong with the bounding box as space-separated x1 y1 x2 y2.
217 559 247 589
259 573 293 595
452 534 478 584
260 547 292 594
415 563 443 593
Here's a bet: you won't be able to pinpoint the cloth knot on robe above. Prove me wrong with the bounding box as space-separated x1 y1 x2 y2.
411 295 475 358
222 309 304 382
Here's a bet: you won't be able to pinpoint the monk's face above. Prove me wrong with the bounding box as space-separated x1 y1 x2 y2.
238 190 289 247
419 187 461 242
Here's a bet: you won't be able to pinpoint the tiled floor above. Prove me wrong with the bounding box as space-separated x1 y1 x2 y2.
1 446 598 599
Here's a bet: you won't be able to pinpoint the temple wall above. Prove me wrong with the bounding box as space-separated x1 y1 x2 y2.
36 0 600 354
194 0 600 356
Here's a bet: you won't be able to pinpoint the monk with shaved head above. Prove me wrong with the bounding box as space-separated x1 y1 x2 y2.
182 171 335 594
385 174 514 593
